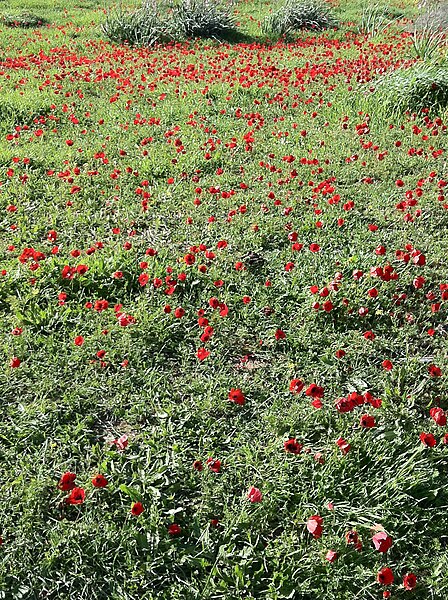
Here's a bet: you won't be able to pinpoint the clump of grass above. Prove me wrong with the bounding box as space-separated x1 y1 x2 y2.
358 4 394 36
101 1 171 46
372 61 448 114
411 24 447 61
262 0 338 37
170 0 236 39
1 11 48 28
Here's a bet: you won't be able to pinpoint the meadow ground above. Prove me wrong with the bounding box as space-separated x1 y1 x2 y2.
0 0 448 598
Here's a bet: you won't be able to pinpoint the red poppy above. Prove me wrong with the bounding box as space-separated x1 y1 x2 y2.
206 458 221 473
58 472 76 491
382 360 393 371
336 438 351 455
91 474 108 488
372 531 393 553
197 348 210 361
284 438 302 454
428 364 442 377
403 573 417 590
228 389 245 405
247 486 262 503
420 432 437 447
131 502 144 516
325 550 338 563
306 515 323 539
10 357 21 368
430 407 447 426
305 384 324 399
360 414 376 428
377 567 394 586
74 335 84 346
168 523 182 535
66 487 86 505
289 379 304 394
193 460 203 471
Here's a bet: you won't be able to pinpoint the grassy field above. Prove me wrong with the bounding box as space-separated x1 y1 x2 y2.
0 0 448 598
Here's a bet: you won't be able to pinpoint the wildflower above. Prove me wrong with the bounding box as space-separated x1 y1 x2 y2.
247 486 262 503
66 487 86 505
131 502 144 516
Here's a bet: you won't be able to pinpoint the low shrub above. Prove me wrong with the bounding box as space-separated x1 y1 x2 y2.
101 1 171 46
358 4 394 36
171 0 236 39
372 61 448 114
262 0 338 37
1 11 48 28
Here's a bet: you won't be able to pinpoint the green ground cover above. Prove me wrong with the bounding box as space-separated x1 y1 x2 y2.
0 0 447 598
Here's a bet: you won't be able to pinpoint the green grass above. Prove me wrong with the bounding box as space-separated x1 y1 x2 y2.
0 0 448 599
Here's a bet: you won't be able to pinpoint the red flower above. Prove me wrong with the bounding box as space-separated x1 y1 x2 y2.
372 532 393 553
336 438 351 455
275 328 286 340
360 414 376 428
382 360 393 371
228 389 245 405
9 357 21 368
309 243 320 252
138 273 149 287
377 567 394 586
428 364 442 377
74 335 84 346
284 438 302 454
335 349 346 359
168 523 182 535
420 432 437 447
206 458 221 473
325 550 338 563
306 515 323 538
430 407 447 426
58 472 76 491
363 331 375 340
345 530 359 545
289 379 304 394
193 460 203 471
131 501 144 516
305 384 324 399
247 486 263 503
66 487 86 505
403 573 417 591
91 474 108 488
197 348 210 361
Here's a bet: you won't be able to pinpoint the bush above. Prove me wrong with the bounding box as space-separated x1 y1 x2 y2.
170 0 236 39
262 0 337 37
358 4 394 36
1 11 48 28
372 61 448 114
101 1 171 46
411 24 446 61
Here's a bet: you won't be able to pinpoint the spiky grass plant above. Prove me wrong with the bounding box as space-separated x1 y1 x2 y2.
262 0 337 37
372 61 448 114
358 4 394 36
170 0 236 39
411 25 447 61
1 11 48 28
101 1 171 46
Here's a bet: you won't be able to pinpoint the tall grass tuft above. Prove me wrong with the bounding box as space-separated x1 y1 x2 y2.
371 61 448 114
1 11 48 28
358 4 394 36
170 0 236 39
101 1 171 46
262 0 338 37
